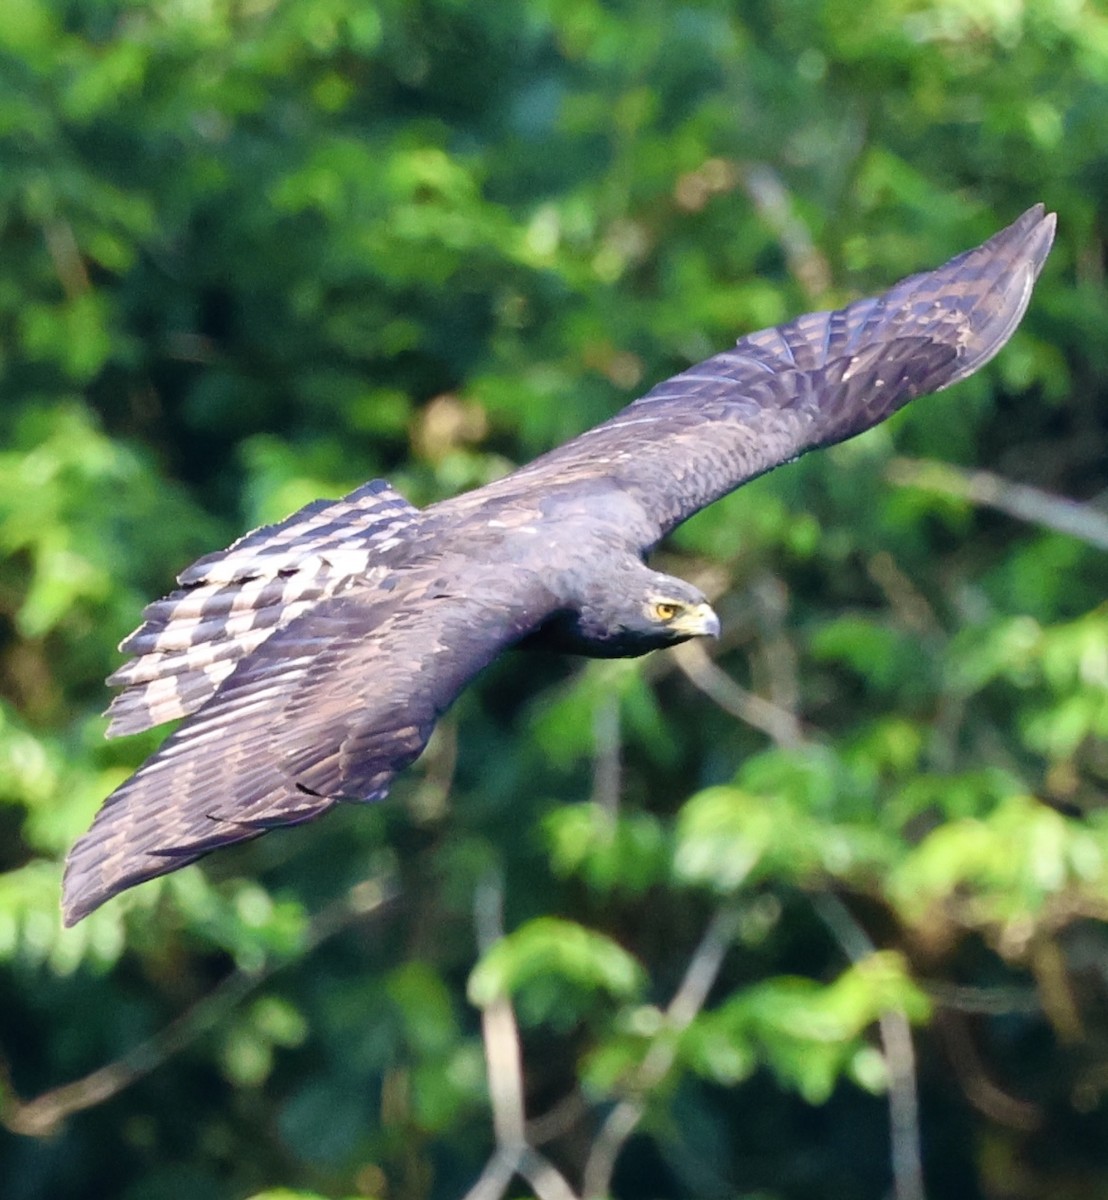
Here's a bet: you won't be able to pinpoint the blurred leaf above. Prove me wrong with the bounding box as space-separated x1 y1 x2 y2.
385 961 459 1057
544 802 670 894
468 916 644 1016
682 953 929 1103
891 797 1108 942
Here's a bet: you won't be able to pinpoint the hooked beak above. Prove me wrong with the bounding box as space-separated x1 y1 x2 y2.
672 602 721 640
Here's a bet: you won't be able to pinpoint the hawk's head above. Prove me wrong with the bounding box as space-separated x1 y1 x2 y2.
537 563 719 658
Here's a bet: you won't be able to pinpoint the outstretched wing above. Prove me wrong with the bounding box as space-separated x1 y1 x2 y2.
106 479 421 737
64 566 554 924
491 205 1054 547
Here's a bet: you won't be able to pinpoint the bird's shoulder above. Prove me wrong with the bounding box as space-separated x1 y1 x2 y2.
431 473 656 560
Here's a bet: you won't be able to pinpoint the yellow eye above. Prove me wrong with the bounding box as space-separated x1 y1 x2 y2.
653 601 681 622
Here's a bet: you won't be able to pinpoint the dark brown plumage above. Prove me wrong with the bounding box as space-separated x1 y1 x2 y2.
63 206 1056 924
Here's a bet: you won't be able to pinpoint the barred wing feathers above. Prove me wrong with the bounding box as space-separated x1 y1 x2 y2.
497 205 1055 546
106 480 421 737
65 571 553 925
67 206 1056 925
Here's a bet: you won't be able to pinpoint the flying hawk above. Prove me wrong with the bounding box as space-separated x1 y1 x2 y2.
63 206 1056 924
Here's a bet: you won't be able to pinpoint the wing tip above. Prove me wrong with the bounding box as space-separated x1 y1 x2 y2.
924 202 1054 392
1011 202 1056 276
985 202 1056 282
61 851 109 926
61 888 96 927
61 814 228 926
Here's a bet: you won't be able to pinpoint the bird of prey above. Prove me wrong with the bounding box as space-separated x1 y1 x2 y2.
62 206 1055 925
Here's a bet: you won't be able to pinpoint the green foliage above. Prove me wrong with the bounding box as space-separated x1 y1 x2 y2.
1 1 1107 1198
673 775 892 894
545 803 670 894
469 917 644 1024
891 797 1108 935
246 1191 363 1200
681 952 930 1102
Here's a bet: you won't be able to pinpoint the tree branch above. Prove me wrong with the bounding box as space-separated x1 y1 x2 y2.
673 639 806 748
581 902 741 1199
1 876 398 1138
887 457 1108 551
814 893 926 1200
465 873 580 1200
591 690 623 816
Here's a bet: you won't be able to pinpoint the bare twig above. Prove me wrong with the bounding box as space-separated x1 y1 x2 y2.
43 221 90 298
737 162 831 300
673 639 806 748
517 1149 580 1200
924 981 1040 1016
410 714 459 823
814 894 925 1200
1 876 398 1138
1031 936 1085 1043
878 1009 926 1200
526 1090 590 1147
581 903 741 1200
866 552 943 639
463 1151 518 1200
888 458 1108 552
591 691 622 816
935 1014 1041 1132
750 574 803 724
473 878 527 1150
465 874 580 1200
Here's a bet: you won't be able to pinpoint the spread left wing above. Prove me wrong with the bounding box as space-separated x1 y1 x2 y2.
64 567 554 924
488 205 1055 548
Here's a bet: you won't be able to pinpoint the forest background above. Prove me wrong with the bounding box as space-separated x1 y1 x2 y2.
1 2 1107 1199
